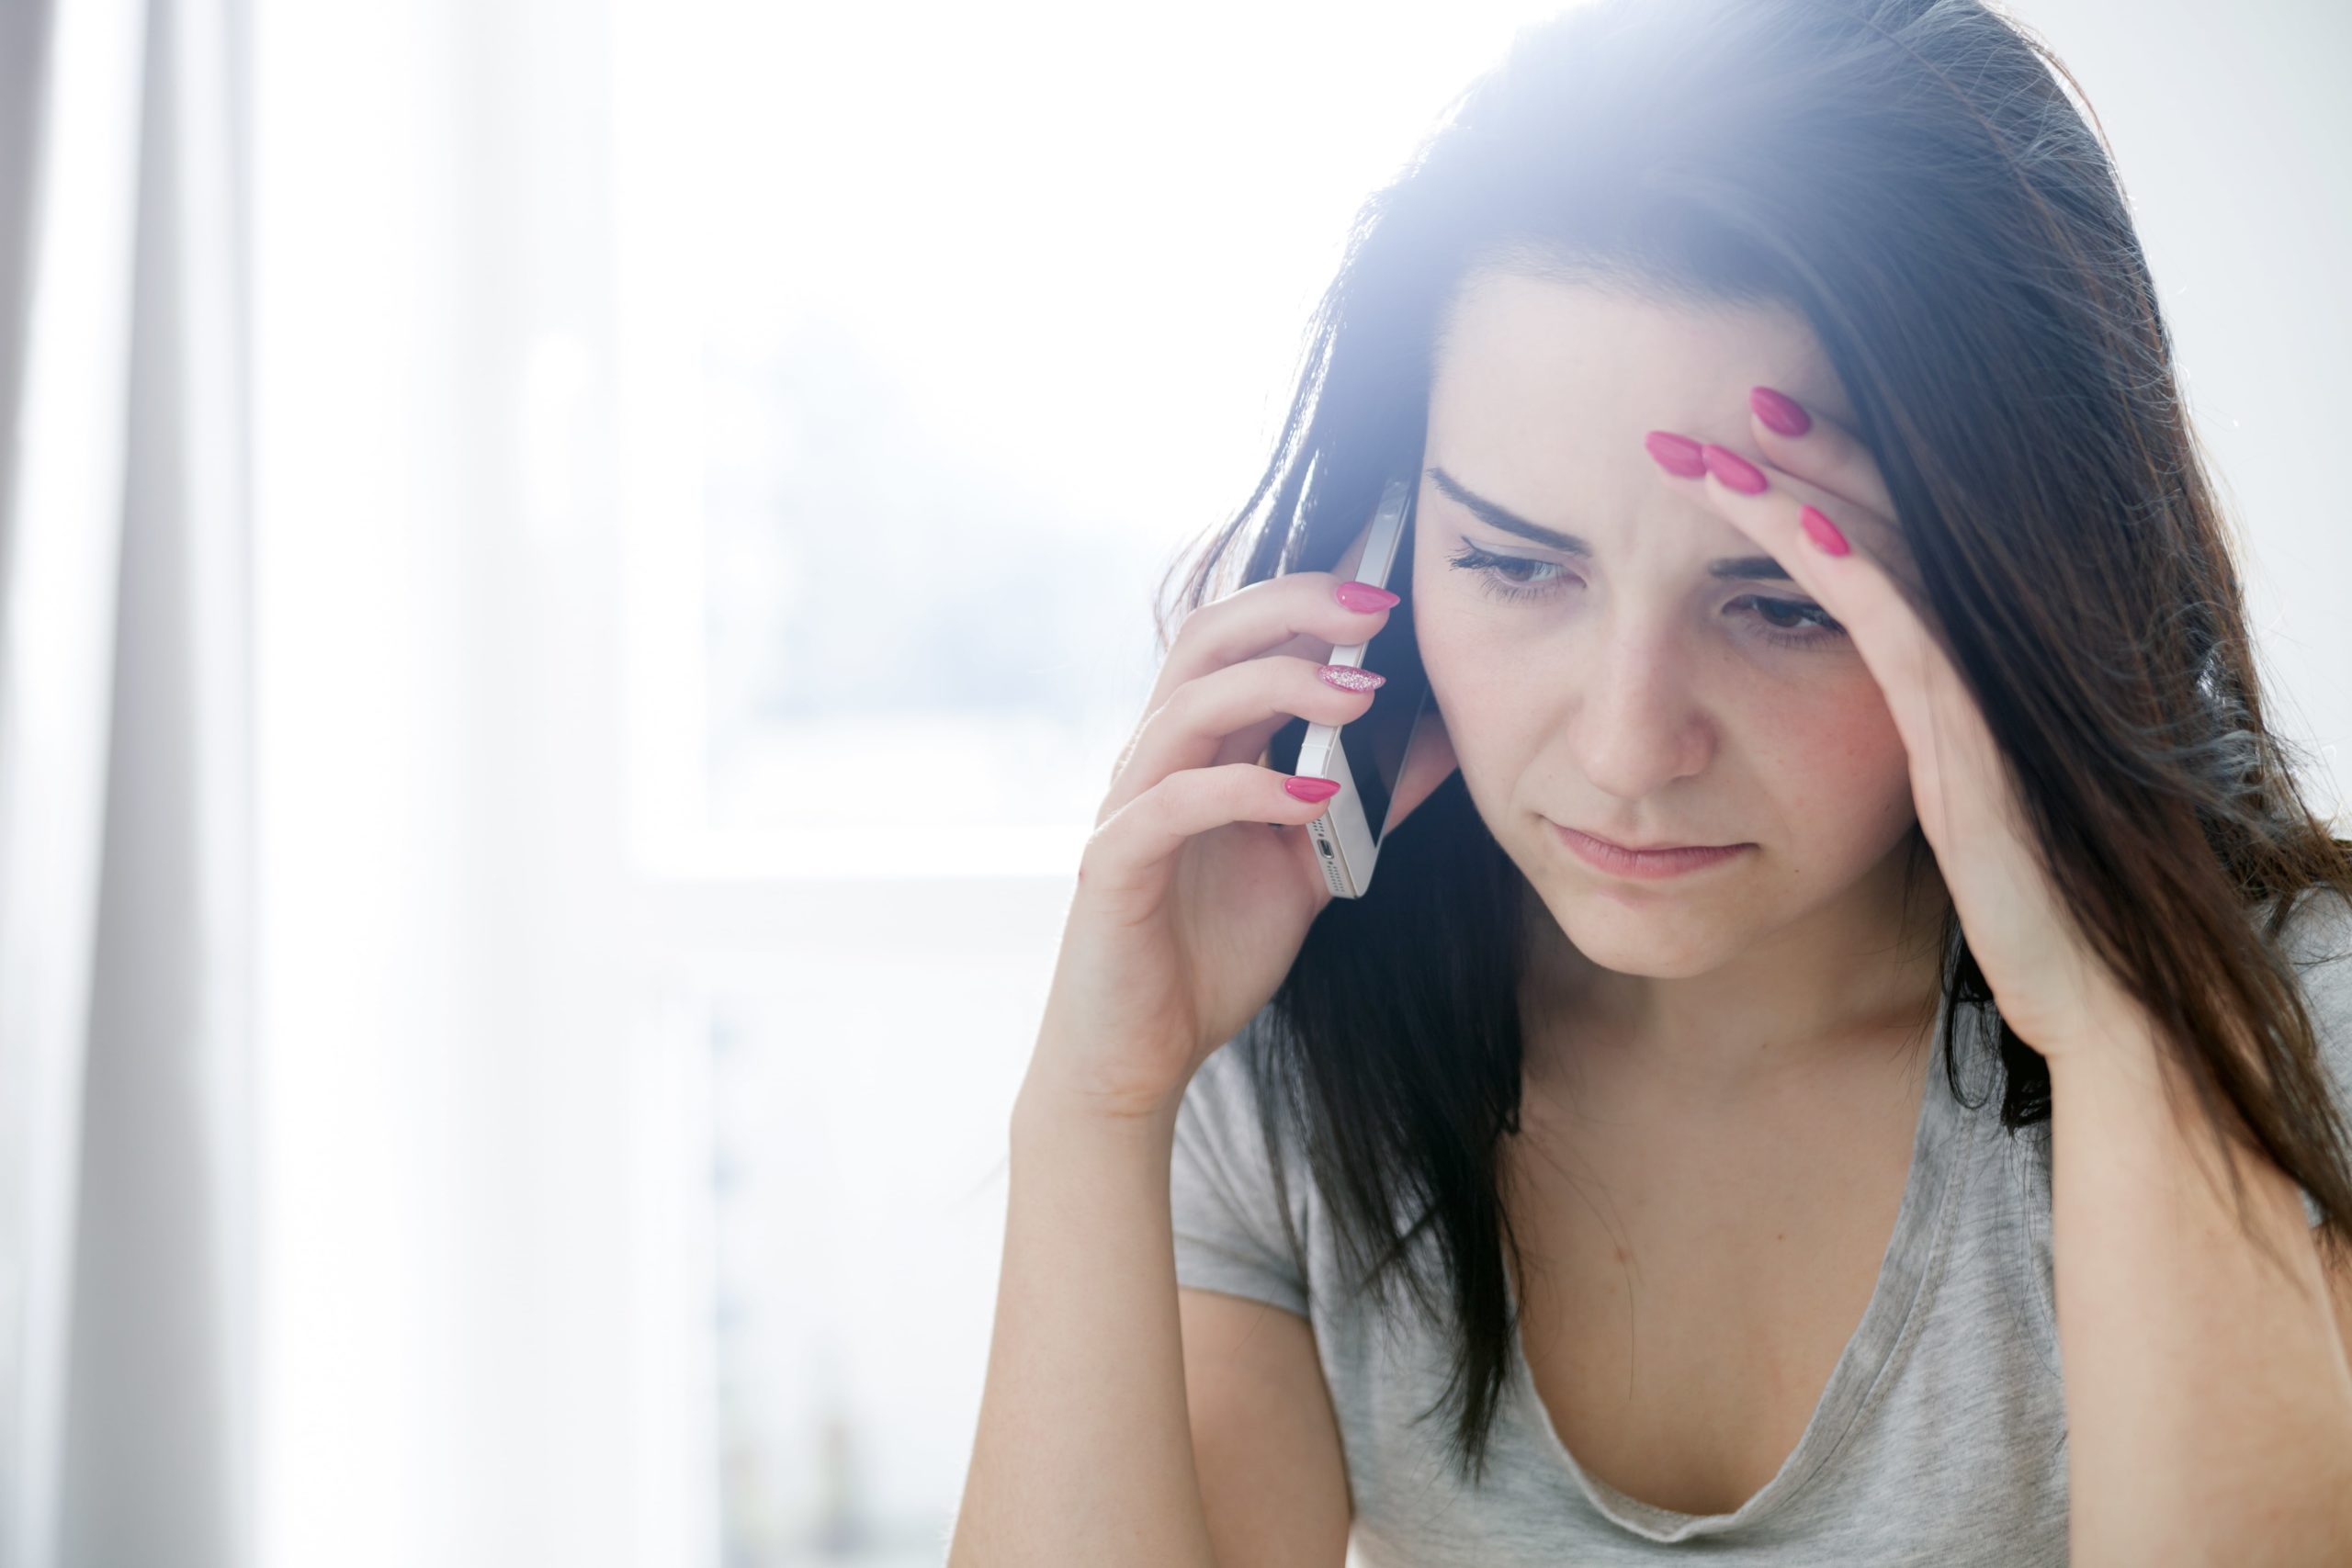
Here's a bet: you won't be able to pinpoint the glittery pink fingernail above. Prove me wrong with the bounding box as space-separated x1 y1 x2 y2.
1319 664 1385 692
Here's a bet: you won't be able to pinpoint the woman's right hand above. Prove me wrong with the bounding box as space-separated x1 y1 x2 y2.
1018 564 1456 1130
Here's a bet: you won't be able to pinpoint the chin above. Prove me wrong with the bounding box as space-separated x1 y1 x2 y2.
1536 883 1730 977
1563 923 1726 979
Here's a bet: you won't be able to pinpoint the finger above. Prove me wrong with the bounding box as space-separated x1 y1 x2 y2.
1098 653 1379 829
1657 433 1929 623
1147 570 1396 718
1745 385 1896 521
1113 566 1396 795
1708 448 1931 652
1081 761 1342 908
1681 441 1963 742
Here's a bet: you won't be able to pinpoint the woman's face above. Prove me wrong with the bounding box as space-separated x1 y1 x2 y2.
1411 269 1922 987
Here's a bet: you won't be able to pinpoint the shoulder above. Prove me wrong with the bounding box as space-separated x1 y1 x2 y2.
2269 885 2352 1065
1178 1032 1290 1155
1175 1032 1317 1210
1170 1032 1318 1314
2270 883 2352 958
2261 886 2352 1226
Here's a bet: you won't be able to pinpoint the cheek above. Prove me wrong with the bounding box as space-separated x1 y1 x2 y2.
1756 686 1916 824
1412 606 1518 747
1408 612 1531 820
1408 591 1473 714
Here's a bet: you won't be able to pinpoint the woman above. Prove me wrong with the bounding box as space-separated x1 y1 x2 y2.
951 1 2352 1562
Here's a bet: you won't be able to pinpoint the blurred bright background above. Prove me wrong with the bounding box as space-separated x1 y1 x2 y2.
1 1 2346 1565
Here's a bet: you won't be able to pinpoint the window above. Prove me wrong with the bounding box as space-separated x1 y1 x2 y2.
601 4 1519 1555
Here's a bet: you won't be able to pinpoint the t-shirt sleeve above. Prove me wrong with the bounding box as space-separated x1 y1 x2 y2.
2280 888 2352 1229
1169 1037 1311 1317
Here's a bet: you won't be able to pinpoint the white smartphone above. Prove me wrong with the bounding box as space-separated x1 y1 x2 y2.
1265 472 1436 899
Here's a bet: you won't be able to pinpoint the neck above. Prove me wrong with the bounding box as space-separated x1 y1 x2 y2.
1515 840 1952 1111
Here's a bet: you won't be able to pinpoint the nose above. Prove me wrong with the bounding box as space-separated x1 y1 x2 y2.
1566 615 1718 800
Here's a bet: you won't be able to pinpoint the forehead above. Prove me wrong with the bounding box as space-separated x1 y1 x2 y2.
1428 268 1853 485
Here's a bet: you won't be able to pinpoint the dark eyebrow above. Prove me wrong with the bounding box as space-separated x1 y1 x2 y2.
1426 465 1793 584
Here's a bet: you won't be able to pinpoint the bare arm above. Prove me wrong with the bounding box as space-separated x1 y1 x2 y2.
2050 1005 2352 1565
945 559 1418 1562
1180 1288 1352 1563
947 1077 1222 1567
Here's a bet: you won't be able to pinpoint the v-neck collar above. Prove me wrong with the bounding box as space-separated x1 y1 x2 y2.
1505 974 1986 1540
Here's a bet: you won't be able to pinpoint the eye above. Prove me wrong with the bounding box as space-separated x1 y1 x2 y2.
1442 544 1848 651
1734 593 1849 650
1443 544 1569 603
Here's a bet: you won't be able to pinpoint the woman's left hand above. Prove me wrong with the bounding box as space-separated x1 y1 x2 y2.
1645 389 2136 1061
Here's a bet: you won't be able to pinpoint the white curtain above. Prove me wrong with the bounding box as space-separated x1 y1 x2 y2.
0 0 254 1563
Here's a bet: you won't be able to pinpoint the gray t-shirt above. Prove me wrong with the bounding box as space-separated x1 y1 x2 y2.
1169 892 2352 1564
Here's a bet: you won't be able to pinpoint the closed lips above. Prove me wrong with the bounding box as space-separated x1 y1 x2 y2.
1555 825 1752 878
1574 829 1732 852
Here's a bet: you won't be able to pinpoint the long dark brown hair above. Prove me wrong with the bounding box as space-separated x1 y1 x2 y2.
1150 0 2352 1487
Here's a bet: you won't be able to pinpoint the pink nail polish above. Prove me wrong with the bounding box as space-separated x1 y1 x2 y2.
1319 664 1385 692
1644 430 1707 478
1701 444 1769 494
1799 504 1850 556
1750 386 1812 436
1336 581 1400 613
1284 775 1342 802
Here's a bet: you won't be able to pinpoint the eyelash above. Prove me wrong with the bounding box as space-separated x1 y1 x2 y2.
1442 544 1849 651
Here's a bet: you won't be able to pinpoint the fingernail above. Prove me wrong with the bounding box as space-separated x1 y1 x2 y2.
1701 444 1769 494
1336 581 1400 613
1750 386 1812 435
1319 664 1385 692
1644 430 1707 478
1284 775 1342 802
1799 504 1850 556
